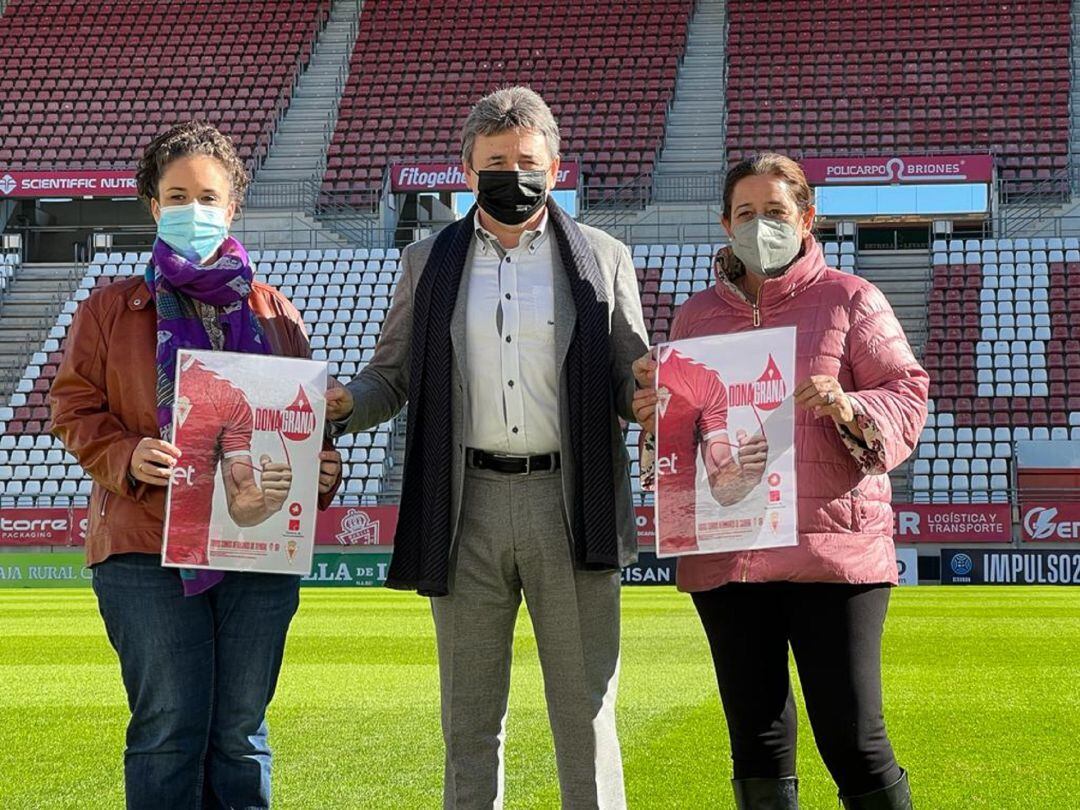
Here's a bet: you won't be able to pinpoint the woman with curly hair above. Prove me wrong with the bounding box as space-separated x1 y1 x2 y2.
51 121 342 809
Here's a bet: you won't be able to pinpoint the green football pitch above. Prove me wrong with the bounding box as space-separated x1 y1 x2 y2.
0 587 1077 808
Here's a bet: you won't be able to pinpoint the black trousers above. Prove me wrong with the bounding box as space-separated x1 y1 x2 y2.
692 582 903 797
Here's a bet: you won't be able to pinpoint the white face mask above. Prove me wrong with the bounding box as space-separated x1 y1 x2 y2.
730 217 802 278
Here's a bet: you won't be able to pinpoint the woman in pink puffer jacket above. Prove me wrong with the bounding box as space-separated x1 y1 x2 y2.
634 153 928 810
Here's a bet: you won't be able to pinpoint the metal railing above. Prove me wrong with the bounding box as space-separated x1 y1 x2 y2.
0 245 86 401
604 209 728 246
995 168 1077 235
246 178 324 211
652 172 724 204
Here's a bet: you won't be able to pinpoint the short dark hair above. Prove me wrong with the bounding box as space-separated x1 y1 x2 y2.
722 152 812 220
135 121 250 206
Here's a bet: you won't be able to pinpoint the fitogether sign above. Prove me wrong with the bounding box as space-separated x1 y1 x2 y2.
390 160 580 192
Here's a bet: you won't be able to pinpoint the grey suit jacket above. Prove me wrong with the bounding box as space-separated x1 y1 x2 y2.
345 222 649 567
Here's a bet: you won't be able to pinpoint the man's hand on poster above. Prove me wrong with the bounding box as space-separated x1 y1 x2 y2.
318 449 342 495
129 437 182 486
631 350 659 433
632 350 657 390
632 388 658 435
325 377 354 423
794 375 863 439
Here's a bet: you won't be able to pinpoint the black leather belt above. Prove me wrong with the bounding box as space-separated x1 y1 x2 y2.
466 448 561 475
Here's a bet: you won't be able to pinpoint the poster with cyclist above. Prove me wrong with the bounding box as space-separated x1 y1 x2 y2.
161 349 328 575
653 327 797 557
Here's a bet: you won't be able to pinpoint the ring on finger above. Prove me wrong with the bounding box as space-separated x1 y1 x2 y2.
825 391 835 405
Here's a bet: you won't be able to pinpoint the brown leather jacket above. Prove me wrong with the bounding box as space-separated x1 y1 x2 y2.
50 276 341 566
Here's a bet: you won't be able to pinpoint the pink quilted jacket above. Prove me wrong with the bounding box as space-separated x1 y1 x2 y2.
670 236 929 591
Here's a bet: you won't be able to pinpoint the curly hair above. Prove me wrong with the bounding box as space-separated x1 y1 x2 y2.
135 121 250 205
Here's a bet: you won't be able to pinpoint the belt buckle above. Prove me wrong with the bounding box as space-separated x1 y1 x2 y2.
489 451 532 476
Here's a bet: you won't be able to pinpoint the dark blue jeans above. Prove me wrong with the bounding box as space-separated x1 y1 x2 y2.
92 553 300 810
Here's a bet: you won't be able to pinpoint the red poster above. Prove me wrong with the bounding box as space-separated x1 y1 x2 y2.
161 351 328 575
1020 503 1080 542
801 155 994 186
653 329 798 557
390 160 580 192
315 506 398 546
892 504 1012 543
0 170 136 198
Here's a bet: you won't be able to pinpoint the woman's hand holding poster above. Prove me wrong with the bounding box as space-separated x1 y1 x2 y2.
654 327 798 557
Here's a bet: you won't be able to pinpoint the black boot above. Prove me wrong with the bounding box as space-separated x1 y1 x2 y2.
732 776 799 809
840 769 912 809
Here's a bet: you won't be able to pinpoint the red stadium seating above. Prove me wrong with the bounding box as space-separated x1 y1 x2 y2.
916 238 1080 502
322 0 694 208
0 0 329 168
725 0 1071 195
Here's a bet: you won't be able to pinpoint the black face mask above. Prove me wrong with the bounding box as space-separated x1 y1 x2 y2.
473 169 549 226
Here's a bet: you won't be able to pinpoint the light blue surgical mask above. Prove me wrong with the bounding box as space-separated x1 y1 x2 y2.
156 201 229 264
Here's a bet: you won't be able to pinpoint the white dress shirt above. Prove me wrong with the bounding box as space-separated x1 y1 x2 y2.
464 211 561 455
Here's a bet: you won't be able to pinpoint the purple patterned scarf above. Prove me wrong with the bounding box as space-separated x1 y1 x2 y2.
146 237 270 595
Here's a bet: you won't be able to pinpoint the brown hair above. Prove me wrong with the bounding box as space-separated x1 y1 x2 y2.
135 121 250 206
722 152 812 220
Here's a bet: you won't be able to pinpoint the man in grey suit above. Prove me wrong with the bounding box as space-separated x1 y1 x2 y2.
326 86 648 809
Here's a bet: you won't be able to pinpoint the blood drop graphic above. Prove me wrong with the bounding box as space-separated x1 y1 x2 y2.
281 386 316 441
755 354 787 411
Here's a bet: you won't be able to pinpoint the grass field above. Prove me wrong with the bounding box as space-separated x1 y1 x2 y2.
0 586 1077 808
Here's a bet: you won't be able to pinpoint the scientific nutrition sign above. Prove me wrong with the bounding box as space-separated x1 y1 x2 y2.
0 170 136 197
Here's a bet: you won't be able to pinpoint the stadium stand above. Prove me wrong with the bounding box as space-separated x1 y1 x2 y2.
724 0 1071 193
0 249 400 508
321 0 695 208
0 238 856 506
916 237 1080 503
0 0 329 168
